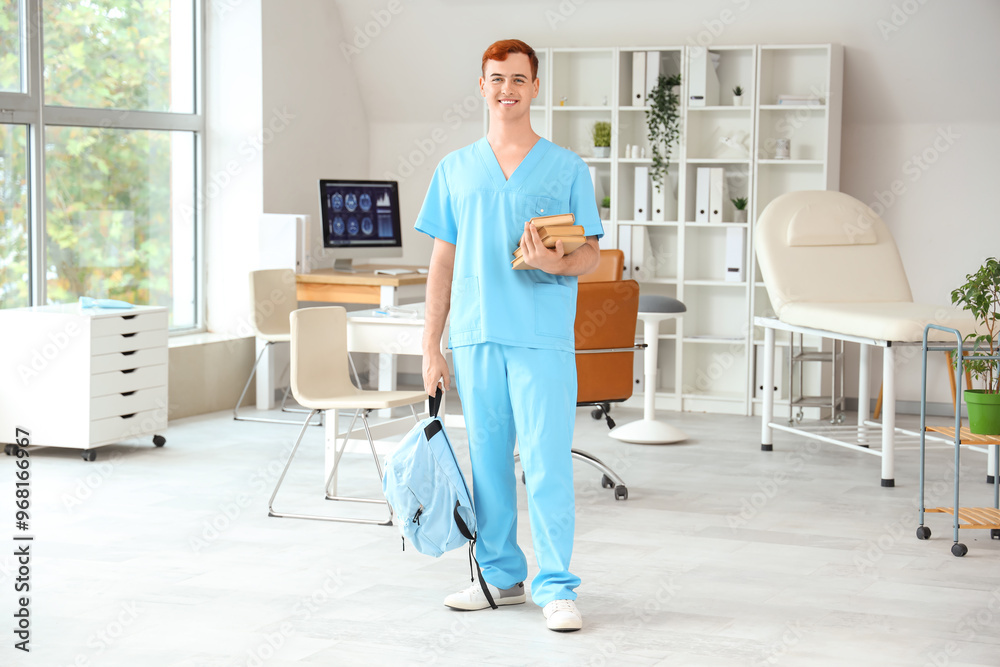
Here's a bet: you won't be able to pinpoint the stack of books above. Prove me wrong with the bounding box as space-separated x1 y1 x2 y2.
511 213 586 270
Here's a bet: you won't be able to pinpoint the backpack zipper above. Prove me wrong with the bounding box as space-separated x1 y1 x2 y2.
412 505 423 525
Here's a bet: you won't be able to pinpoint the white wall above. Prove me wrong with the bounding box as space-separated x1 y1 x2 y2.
261 0 369 221
332 0 1000 405
204 0 263 336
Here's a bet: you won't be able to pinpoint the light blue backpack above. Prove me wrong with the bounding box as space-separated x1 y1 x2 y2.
382 390 497 608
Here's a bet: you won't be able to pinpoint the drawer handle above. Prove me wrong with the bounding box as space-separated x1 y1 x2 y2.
121 350 137 356
121 368 137 374
121 332 137 338
121 314 138 320
121 391 136 397
120 413 136 419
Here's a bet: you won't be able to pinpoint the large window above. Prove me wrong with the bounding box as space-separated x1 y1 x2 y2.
0 0 202 330
0 0 22 93
0 124 29 308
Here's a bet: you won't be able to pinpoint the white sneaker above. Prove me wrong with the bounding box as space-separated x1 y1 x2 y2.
443 581 526 611
543 599 583 632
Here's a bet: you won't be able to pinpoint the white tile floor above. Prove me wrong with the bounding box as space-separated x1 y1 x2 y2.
1 405 998 666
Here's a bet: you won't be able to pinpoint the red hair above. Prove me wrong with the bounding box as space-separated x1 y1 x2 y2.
481 39 538 81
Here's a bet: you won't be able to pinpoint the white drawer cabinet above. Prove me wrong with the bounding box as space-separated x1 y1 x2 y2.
0 304 168 460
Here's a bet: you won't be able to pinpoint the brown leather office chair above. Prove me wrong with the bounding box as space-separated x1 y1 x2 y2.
574 249 641 500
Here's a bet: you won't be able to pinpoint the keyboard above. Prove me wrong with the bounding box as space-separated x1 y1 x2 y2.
372 268 414 276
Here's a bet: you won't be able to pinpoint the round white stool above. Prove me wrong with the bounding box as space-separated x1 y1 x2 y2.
609 294 688 445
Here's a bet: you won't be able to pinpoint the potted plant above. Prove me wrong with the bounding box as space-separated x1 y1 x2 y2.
646 73 682 193
591 121 611 158
951 257 1000 434
599 196 611 221
732 85 745 107
731 197 748 223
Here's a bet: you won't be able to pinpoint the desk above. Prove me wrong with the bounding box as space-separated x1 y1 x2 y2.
296 266 428 307
275 267 428 412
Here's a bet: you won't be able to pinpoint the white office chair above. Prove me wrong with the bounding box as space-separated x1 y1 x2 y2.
234 269 321 426
268 306 427 525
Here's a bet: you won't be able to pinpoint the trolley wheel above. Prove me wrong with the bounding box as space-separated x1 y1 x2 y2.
795 410 804 423
601 474 614 489
990 529 1000 540
4 444 16 456
590 409 603 420
951 542 968 557
82 450 97 462
153 435 166 447
835 412 846 424
915 526 931 540
614 485 628 501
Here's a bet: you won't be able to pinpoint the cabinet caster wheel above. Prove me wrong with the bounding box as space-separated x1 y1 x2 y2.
153 435 166 447
82 450 97 462
614 485 628 501
991 529 1000 540
590 409 603 420
916 526 931 540
601 474 614 489
951 542 968 557
4 444 16 456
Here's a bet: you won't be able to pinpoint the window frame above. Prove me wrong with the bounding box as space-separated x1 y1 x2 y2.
0 0 206 333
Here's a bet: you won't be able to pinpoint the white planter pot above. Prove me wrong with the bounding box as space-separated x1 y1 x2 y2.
733 209 747 223
592 146 610 158
733 95 744 107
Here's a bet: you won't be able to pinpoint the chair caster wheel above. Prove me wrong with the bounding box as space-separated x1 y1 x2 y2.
614 485 628 501
4 444 16 456
590 409 603 420
601 474 614 489
82 450 97 462
153 435 166 447
795 410 804 423
834 412 846 424
916 526 931 540
951 542 968 557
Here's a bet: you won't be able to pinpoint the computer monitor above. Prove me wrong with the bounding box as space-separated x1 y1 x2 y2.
318 179 403 271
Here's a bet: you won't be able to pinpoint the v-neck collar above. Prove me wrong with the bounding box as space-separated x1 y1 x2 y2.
476 136 549 191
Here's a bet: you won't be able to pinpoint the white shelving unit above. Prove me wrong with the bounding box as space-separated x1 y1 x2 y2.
485 44 843 416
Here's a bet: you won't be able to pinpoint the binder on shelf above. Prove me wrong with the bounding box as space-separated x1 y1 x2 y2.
589 166 605 204
634 166 650 222
645 51 661 104
619 224 632 280
651 174 666 222
725 227 746 282
708 167 725 223
631 225 651 280
687 47 719 107
632 52 646 106
695 168 711 222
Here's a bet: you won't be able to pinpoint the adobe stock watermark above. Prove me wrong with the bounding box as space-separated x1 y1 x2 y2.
383 94 482 183
178 107 297 225
340 0 405 62
877 0 933 41
15 320 84 386
685 0 753 48
63 601 142 667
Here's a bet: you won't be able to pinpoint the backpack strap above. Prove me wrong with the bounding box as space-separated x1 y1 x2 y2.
428 387 443 418
453 501 497 610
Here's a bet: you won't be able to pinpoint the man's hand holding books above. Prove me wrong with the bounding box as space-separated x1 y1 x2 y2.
512 213 586 272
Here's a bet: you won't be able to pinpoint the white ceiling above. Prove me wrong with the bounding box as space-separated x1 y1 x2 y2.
331 0 1000 126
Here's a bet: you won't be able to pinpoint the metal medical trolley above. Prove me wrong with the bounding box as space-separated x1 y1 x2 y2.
916 324 1000 557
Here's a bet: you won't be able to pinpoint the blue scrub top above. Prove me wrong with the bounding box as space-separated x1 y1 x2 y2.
415 137 604 352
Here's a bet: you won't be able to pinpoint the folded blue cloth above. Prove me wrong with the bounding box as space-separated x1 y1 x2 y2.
79 296 135 309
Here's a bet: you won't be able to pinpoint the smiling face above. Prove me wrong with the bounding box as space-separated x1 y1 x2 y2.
479 53 539 122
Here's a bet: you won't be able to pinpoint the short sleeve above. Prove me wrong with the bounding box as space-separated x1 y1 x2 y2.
569 161 604 239
414 163 458 245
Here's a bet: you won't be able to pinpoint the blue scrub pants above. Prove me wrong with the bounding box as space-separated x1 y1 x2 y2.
452 342 581 607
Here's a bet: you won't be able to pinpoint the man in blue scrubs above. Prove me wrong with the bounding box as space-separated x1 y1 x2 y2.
416 39 603 632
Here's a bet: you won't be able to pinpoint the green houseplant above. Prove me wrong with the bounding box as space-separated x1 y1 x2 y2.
732 85 745 106
646 73 682 193
731 196 748 223
951 257 1000 434
591 121 611 158
600 196 611 220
